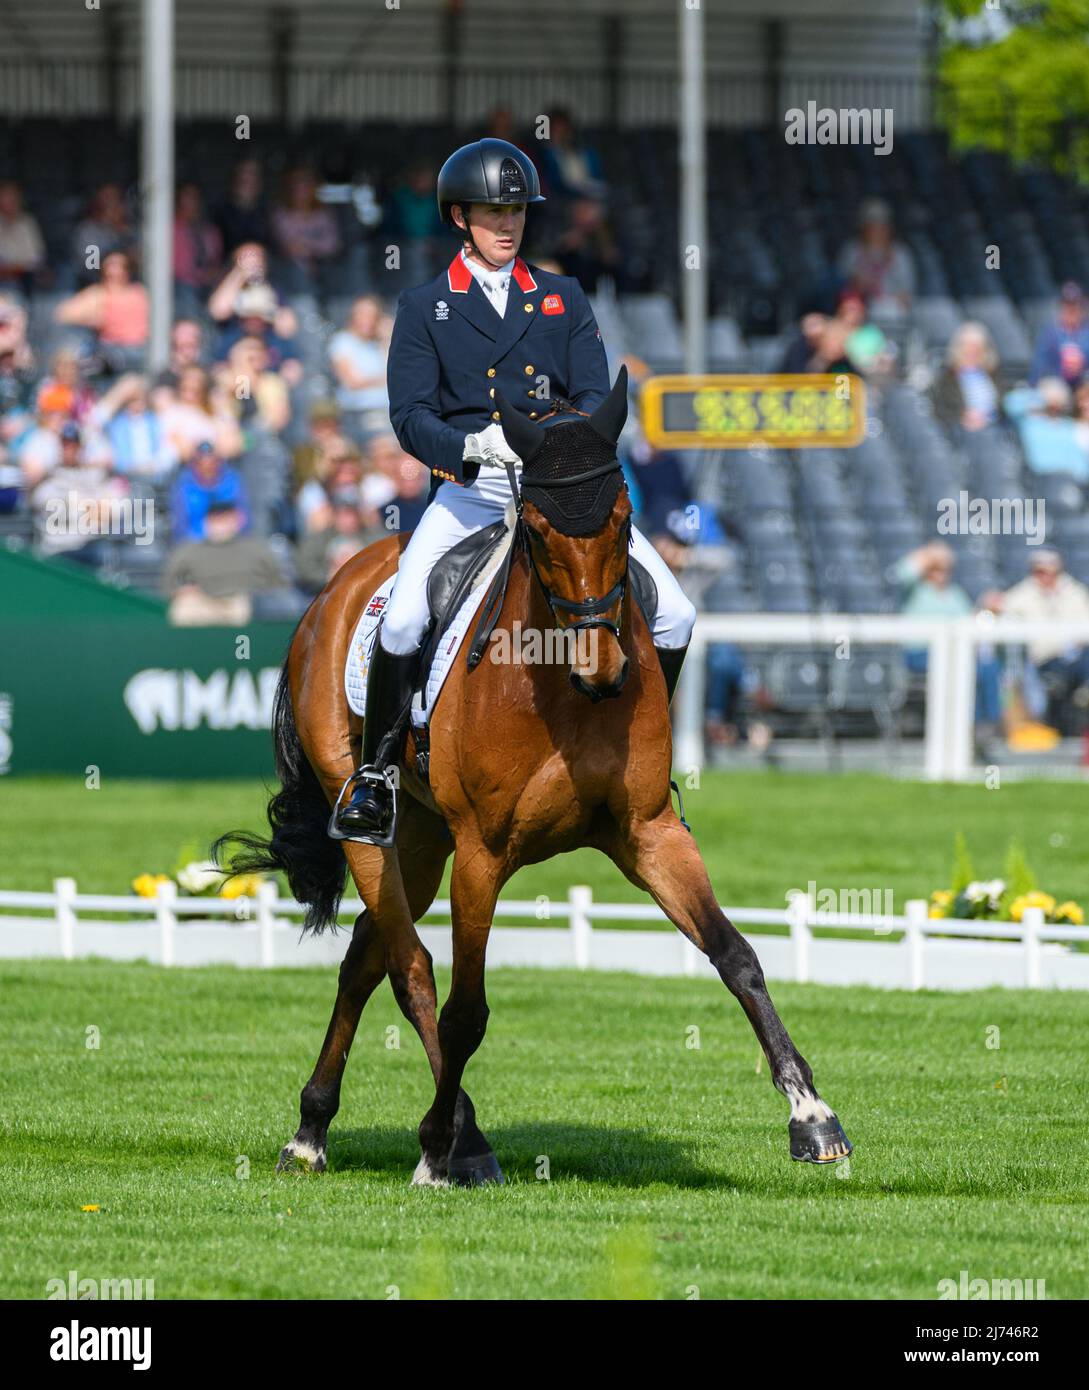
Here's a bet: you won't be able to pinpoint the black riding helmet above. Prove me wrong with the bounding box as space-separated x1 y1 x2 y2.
437 139 545 265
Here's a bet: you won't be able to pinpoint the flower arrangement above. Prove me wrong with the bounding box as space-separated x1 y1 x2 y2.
927 833 1083 926
131 845 265 901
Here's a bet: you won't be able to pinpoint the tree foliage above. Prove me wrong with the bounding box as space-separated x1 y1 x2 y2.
938 0 1089 180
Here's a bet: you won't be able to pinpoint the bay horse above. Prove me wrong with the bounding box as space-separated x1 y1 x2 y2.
216 371 851 1184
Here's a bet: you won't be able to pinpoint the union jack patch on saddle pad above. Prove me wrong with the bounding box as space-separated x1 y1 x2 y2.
365 594 388 618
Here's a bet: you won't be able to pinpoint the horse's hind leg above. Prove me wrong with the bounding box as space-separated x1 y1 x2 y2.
278 797 455 1174
277 907 386 1173
609 813 851 1164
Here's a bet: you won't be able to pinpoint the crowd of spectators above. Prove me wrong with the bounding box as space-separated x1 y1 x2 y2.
4 123 1089 747
0 109 632 626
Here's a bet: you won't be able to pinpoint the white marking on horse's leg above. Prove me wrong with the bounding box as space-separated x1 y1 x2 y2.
411 1155 450 1188
281 1138 326 1169
784 1084 833 1124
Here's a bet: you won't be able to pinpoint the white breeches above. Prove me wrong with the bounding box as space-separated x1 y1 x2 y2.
379 464 697 656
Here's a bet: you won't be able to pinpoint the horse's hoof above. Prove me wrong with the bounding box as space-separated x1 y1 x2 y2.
276 1139 326 1174
789 1115 852 1164
449 1151 505 1187
411 1155 450 1188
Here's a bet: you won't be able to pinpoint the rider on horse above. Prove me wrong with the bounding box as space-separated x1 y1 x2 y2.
333 137 696 839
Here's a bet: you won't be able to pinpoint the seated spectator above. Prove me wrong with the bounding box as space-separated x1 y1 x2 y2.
382 446 429 532
624 433 694 542
152 319 207 403
158 364 242 462
90 374 176 480
0 180 45 294
296 447 369 532
214 158 270 256
0 442 19 514
1029 282 1089 388
55 250 149 374
358 431 403 515
391 162 445 245
270 167 340 288
705 642 752 748
896 542 1001 729
34 349 97 426
779 311 829 373
71 183 137 287
164 499 295 625
214 281 301 384
171 440 249 542
15 404 70 487
292 400 355 492
931 322 1000 433
539 109 605 202
837 198 915 319
0 295 35 416
553 198 621 293
30 422 130 564
993 548 1089 721
295 491 383 594
328 295 390 439
217 336 291 437
208 241 297 340
172 183 223 308
1004 377 1088 481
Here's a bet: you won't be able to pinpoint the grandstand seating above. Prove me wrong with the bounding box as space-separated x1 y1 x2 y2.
3 116 1089 740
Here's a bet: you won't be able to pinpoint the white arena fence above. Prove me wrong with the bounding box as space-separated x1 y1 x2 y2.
671 613 1089 781
0 880 1087 993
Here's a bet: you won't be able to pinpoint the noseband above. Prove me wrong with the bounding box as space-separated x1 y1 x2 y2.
502 452 629 640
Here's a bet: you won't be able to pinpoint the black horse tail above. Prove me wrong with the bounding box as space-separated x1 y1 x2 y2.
212 662 346 935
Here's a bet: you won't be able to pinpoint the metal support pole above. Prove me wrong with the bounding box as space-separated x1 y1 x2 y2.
679 0 707 373
142 0 174 375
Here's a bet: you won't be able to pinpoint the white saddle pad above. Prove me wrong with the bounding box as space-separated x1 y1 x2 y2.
345 525 514 727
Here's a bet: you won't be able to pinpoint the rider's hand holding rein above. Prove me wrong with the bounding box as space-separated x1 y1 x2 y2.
463 422 522 471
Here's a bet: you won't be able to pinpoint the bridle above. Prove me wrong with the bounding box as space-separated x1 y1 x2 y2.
501 450 630 641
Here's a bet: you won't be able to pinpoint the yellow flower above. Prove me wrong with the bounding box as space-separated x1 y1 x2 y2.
1055 901 1084 926
221 873 263 900
930 889 953 907
132 873 171 898
928 906 946 919
1010 891 1056 922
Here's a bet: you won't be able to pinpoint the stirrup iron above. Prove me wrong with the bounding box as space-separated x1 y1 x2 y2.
327 767 399 848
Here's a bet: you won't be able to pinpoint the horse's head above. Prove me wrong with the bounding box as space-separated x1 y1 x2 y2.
497 368 632 702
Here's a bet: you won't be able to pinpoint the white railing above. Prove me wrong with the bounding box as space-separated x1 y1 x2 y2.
0 879 1086 992
673 613 1089 781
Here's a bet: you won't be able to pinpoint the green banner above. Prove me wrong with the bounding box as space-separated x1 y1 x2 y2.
0 550 294 778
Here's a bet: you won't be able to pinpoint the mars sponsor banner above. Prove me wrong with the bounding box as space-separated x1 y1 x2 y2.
0 619 293 777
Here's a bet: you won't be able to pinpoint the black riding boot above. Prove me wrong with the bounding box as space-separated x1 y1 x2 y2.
333 640 418 838
656 641 689 705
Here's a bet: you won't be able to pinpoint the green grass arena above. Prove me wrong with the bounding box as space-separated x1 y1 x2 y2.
2 771 1086 1298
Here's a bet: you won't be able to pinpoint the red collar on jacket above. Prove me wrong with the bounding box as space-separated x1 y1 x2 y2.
446 253 537 294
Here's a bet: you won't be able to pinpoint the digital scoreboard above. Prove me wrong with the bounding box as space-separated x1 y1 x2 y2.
639 373 867 449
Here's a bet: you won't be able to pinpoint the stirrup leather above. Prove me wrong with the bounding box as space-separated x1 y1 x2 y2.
327 766 399 848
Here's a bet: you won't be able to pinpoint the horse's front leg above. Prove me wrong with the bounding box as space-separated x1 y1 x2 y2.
608 812 852 1164
414 842 506 1187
